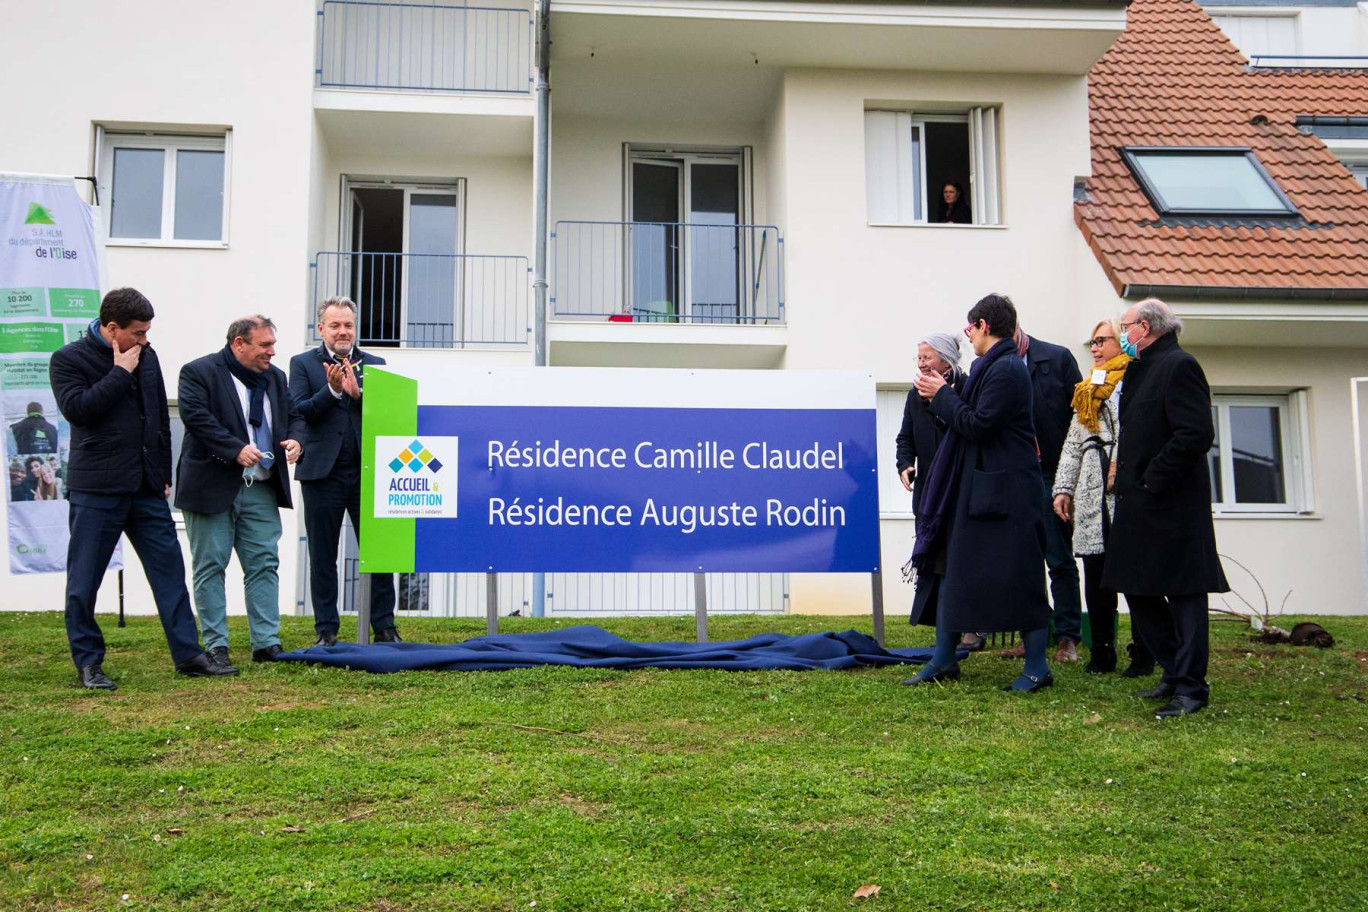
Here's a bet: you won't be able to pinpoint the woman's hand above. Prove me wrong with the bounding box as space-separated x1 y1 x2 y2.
914 370 946 400
1053 493 1073 522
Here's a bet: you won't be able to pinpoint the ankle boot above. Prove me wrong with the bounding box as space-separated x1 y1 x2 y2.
1085 643 1117 674
1121 642 1156 678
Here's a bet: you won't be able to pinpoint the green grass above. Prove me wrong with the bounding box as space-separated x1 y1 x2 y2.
2 611 1366 912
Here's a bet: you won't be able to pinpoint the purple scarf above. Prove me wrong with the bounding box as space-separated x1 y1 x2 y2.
903 337 1018 581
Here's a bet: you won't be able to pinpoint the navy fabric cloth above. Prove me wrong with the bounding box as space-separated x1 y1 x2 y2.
278 624 944 673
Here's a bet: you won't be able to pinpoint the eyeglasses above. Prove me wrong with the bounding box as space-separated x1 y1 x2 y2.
1118 320 1144 332
963 321 988 338
1087 336 1117 348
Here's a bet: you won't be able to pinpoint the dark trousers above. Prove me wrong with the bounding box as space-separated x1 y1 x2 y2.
1081 554 1154 664
1041 479 1082 643
64 488 203 670
1126 593 1210 701
302 472 395 635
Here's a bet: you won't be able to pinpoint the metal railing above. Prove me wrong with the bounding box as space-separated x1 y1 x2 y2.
311 251 531 348
317 1 533 93
1250 55 1368 69
551 220 785 325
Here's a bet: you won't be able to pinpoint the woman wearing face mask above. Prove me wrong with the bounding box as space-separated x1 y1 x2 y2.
902 294 1052 692
895 332 966 637
1051 320 1155 676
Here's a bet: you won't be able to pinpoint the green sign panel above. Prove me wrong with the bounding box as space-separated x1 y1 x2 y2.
1 288 45 318
0 322 65 354
48 287 99 318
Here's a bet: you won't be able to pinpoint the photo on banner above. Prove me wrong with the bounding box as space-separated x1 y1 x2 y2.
0 173 119 574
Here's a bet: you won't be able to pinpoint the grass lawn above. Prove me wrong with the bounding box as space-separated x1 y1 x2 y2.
2 611 1366 912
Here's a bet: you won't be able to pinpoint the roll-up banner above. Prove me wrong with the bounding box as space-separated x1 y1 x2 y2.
1 173 112 574
360 366 882 574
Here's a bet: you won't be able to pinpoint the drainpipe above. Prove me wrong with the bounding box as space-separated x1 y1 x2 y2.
531 0 551 616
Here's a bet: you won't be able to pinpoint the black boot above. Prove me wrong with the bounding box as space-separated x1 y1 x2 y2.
1121 642 1156 678
1085 643 1117 674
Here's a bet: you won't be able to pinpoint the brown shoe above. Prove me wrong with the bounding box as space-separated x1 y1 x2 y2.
997 641 1026 659
1054 640 1079 663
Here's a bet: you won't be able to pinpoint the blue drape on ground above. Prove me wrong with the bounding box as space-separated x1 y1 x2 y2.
277 625 944 673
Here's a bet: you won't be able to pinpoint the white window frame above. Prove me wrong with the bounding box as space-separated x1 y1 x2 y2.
876 386 917 518
1322 138 1368 191
1210 391 1313 516
96 128 232 248
864 107 1003 227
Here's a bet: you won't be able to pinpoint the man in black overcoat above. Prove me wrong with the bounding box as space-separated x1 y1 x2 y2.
288 297 399 646
1105 299 1229 718
11 401 59 454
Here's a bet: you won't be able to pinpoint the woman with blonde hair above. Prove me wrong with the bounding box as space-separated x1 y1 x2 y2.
1051 318 1154 676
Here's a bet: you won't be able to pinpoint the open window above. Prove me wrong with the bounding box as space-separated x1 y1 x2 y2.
864 108 1001 226
1123 147 1297 218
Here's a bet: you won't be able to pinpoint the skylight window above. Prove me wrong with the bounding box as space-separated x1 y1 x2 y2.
1122 147 1297 217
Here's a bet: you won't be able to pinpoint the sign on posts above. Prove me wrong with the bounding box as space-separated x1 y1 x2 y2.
359 366 882 575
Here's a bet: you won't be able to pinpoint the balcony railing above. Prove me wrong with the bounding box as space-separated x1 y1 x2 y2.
1249 55 1368 69
310 251 530 348
316 1 533 94
551 220 785 325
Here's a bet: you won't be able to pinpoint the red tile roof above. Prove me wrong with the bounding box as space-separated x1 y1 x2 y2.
1076 0 1368 296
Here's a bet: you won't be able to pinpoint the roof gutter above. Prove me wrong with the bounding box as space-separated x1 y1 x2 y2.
1122 284 1368 302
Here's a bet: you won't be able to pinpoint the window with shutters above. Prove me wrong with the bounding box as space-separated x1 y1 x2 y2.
864 107 1001 226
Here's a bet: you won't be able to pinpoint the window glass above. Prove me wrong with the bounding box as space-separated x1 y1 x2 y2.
1129 151 1292 215
167 407 186 510
1229 405 1285 504
173 149 225 241
1208 405 1223 504
111 148 164 238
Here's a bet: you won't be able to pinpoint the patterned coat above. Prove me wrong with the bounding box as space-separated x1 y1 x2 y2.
1052 402 1118 557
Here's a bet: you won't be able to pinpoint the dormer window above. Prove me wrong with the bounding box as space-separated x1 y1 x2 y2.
1122 147 1297 218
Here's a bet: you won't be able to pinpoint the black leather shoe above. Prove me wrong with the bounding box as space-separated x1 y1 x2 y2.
1121 643 1156 678
901 662 961 686
79 663 116 691
1155 695 1207 718
314 631 338 648
1003 672 1055 693
252 644 284 663
1085 644 1117 675
207 646 232 669
373 627 402 644
1135 683 1176 700
177 652 240 677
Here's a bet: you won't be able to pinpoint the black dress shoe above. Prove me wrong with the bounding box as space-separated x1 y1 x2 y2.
177 652 240 677
79 663 117 691
252 644 284 663
314 631 339 648
901 662 961 686
1135 683 1176 700
1121 643 1156 678
373 627 402 644
1003 672 1054 693
1154 695 1207 718
207 646 232 669
1085 644 1117 675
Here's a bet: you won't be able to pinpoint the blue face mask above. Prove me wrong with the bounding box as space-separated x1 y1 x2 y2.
1119 332 1139 359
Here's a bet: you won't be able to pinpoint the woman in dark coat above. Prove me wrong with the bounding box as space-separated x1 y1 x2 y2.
902 294 1052 692
895 332 965 633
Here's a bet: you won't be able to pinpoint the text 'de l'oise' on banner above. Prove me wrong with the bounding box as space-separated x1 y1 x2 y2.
360 366 882 574
1 173 118 574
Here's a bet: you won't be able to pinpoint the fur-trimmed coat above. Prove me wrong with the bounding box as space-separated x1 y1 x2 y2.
1052 402 1118 556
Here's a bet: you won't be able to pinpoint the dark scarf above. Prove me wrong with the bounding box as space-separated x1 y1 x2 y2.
220 345 267 429
903 337 1018 581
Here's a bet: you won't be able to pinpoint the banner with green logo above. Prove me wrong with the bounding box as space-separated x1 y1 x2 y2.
1 174 109 574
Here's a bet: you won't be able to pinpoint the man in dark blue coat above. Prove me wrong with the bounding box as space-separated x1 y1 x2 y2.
177 315 305 666
288 297 398 646
48 287 236 689
1106 299 1229 718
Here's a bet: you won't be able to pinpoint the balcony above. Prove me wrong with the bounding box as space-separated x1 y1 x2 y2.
309 251 531 350
316 1 533 94
548 220 786 367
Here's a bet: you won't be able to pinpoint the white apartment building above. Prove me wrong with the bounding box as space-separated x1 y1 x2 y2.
1 0 1363 624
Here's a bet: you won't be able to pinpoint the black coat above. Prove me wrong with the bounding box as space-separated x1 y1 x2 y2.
1027 336 1083 480
287 345 386 482
11 415 59 454
894 378 963 527
49 327 172 495
175 353 306 514
1103 333 1230 597
925 339 1050 633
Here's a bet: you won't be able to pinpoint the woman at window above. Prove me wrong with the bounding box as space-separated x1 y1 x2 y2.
901 294 1053 692
936 181 970 224
1051 320 1155 677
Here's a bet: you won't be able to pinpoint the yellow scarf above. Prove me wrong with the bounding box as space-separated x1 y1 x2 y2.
1070 353 1130 433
